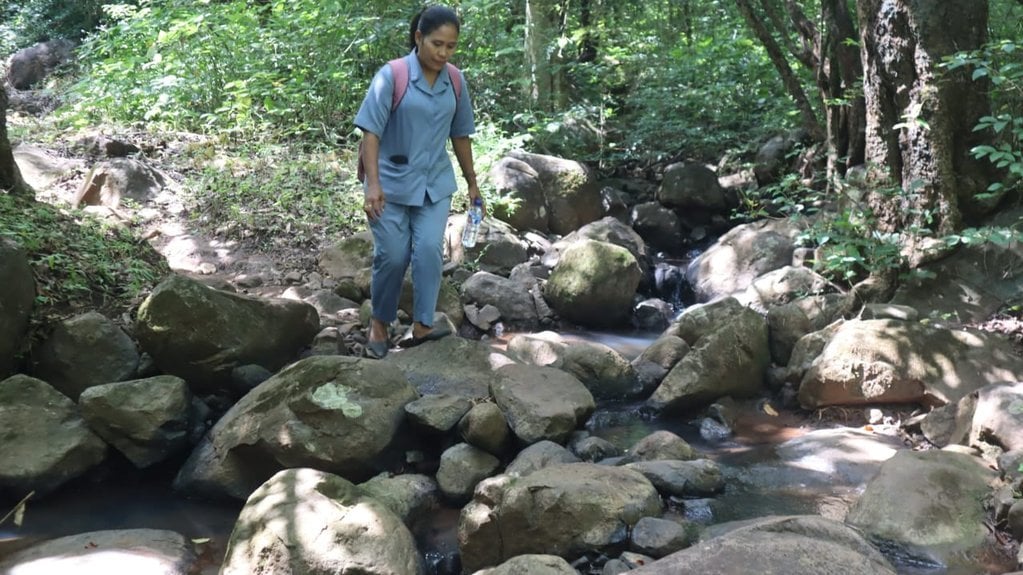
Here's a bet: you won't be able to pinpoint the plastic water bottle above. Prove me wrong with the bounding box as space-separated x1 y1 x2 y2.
461 197 484 248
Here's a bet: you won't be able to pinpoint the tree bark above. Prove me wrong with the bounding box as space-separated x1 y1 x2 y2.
857 0 990 234
524 0 564 111
0 86 32 198
819 0 865 180
734 0 823 141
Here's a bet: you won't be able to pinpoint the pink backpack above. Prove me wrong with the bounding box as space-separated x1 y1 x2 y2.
357 58 463 183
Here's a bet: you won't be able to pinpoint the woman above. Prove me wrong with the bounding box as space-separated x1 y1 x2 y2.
354 5 482 359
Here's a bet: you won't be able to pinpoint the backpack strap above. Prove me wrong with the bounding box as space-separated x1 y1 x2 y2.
387 58 463 111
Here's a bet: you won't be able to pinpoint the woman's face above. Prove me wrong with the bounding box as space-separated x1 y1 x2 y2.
416 23 459 74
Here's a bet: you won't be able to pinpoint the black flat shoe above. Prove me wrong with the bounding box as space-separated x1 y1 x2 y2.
398 324 453 349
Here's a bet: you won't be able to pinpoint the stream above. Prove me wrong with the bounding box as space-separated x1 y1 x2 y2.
1 329 1017 575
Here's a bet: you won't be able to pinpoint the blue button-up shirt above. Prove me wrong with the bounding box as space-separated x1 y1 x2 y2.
355 51 475 207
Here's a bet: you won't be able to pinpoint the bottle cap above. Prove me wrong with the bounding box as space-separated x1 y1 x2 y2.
472 197 483 206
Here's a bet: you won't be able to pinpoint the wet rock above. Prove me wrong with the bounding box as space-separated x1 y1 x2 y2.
631 335 690 393
136 275 319 395
630 517 698 558
569 435 621 462
505 440 581 477
507 332 640 400
625 459 724 497
630 202 684 254
0 375 108 497
846 450 996 550
775 428 902 485
173 355 418 499
492 364 595 445
630 515 897 575
230 364 273 394
458 402 511 456
0 529 197 575
221 468 421 575
31 311 139 401
626 430 696 463
79 376 195 468
437 443 501 503
634 298 674 331
458 463 662 572
648 299 769 413
698 417 732 442
405 394 473 434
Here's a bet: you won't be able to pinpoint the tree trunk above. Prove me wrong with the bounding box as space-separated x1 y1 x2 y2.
734 0 823 141
818 0 865 182
0 86 32 198
857 0 990 234
524 0 563 111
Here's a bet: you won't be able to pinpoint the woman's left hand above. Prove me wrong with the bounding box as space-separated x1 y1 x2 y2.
468 183 485 218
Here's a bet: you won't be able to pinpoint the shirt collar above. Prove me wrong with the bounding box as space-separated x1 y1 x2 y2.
407 49 450 94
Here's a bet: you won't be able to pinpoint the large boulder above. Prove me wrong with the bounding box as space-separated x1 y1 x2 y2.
136 274 319 394
553 216 650 278
957 382 1023 453
0 375 107 497
630 202 685 254
491 151 602 235
657 162 729 213
0 239 34 377
629 515 897 575
797 319 1023 409
685 219 800 303
458 463 663 572
766 293 848 366
73 158 168 209
31 311 139 400
545 239 642 328
317 231 373 281
173 355 418 499
13 144 80 192
846 450 996 550
648 300 769 413
0 529 198 575
461 271 540 330
506 332 640 399
491 364 596 445
388 336 516 398
79 376 197 468
6 39 75 89
220 468 422 575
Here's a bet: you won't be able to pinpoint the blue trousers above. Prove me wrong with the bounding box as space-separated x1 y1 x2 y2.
368 195 452 327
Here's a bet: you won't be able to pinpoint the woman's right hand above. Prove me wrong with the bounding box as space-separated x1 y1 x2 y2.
364 184 385 221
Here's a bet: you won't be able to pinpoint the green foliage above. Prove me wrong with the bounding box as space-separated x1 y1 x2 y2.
182 142 365 249
945 38 1023 197
0 193 169 345
0 0 108 54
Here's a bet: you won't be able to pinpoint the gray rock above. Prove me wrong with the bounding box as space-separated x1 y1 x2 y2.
648 301 769 413
446 215 529 276
79 376 194 468
629 515 897 575
492 364 595 445
506 332 641 400
685 219 800 303
136 274 319 395
625 459 724 497
317 231 373 281
507 150 603 236
437 442 501 503
6 39 74 89
657 162 728 213
358 473 440 526
458 401 511 455
505 440 581 477
569 435 622 462
630 516 697 558
474 554 577 575
630 202 684 254
554 216 651 278
31 311 139 401
627 430 695 463
74 158 168 209
461 271 539 329
458 463 662 572
798 319 1023 409
220 468 422 575
0 529 196 575
846 450 996 549
0 239 34 378
174 355 418 499
389 336 515 398
0 375 107 496
631 335 690 393
545 239 642 328
405 394 472 433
